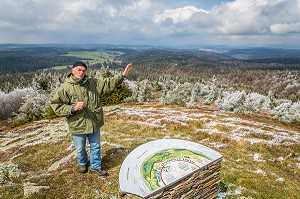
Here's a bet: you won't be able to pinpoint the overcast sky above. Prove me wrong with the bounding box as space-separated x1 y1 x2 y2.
0 0 299 48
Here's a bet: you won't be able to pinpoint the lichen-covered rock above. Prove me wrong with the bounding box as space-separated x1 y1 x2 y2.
23 182 50 198
0 161 21 184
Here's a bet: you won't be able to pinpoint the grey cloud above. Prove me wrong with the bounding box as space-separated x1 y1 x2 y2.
189 12 218 29
160 18 174 26
270 22 300 34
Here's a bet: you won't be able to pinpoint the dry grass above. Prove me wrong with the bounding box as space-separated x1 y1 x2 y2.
0 102 299 198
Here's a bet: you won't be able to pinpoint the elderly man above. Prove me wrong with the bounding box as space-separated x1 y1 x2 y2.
50 61 132 176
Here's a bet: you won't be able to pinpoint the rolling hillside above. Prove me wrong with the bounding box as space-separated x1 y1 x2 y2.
224 48 300 61
1 102 299 198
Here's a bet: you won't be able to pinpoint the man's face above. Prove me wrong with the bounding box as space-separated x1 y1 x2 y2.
72 66 86 80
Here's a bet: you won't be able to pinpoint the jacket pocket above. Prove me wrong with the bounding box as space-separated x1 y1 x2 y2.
94 107 104 123
67 112 85 133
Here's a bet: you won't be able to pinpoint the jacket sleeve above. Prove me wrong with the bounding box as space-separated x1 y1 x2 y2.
50 85 73 117
96 74 124 95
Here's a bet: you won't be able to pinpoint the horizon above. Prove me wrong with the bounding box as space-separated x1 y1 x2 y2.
1 43 300 51
0 0 299 49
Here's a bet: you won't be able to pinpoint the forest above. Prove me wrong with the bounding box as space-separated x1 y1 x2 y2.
0 46 299 126
0 47 82 73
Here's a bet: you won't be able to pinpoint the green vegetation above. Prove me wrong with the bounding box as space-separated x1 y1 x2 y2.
64 50 124 62
63 50 125 69
0 47 79 74
0 103 299 198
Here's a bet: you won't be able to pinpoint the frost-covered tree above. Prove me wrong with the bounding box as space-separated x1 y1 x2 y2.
136 79 156 102
0 88 29 120
270 99 300 122
17 88 48 122
216 90 246 113
185 82 203 108
200 77 221 104
242 92 271 114
93 66 119 79
123 80 138 102
31 71 66 92
160 76 178 98
161 81 193 105
31 72 51 91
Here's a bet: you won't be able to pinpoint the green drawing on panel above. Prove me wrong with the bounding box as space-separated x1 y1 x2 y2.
141 148 212 191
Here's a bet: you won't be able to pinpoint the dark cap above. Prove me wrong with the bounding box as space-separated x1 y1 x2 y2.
73 61 87 69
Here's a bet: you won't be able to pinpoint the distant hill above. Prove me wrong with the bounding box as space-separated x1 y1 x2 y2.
121 49 234 62
120 49 236 75
1 45 300 75
224 48 300 60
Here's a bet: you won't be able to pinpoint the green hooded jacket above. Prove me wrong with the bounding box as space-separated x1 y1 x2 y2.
50 73 124 134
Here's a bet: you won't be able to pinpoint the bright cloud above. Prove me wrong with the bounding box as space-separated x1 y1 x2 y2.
211 0 300 35
153 6 209 24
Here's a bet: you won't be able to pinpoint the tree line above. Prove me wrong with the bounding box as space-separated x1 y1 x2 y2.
0 47 83 73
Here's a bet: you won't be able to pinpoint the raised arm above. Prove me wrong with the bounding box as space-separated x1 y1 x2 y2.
122 63 133 77
96 63 133 95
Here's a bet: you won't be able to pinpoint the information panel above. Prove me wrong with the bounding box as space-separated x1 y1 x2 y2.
119 139 222 198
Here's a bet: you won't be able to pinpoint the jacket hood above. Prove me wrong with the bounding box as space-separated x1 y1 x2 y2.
66 73 88 85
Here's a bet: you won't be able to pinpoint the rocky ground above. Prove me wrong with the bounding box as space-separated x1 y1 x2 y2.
0 102 299 198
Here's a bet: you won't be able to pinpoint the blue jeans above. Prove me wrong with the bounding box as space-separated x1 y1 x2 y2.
72 130 102 170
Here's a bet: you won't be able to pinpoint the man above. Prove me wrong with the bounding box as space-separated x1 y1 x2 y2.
50 61 132 176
